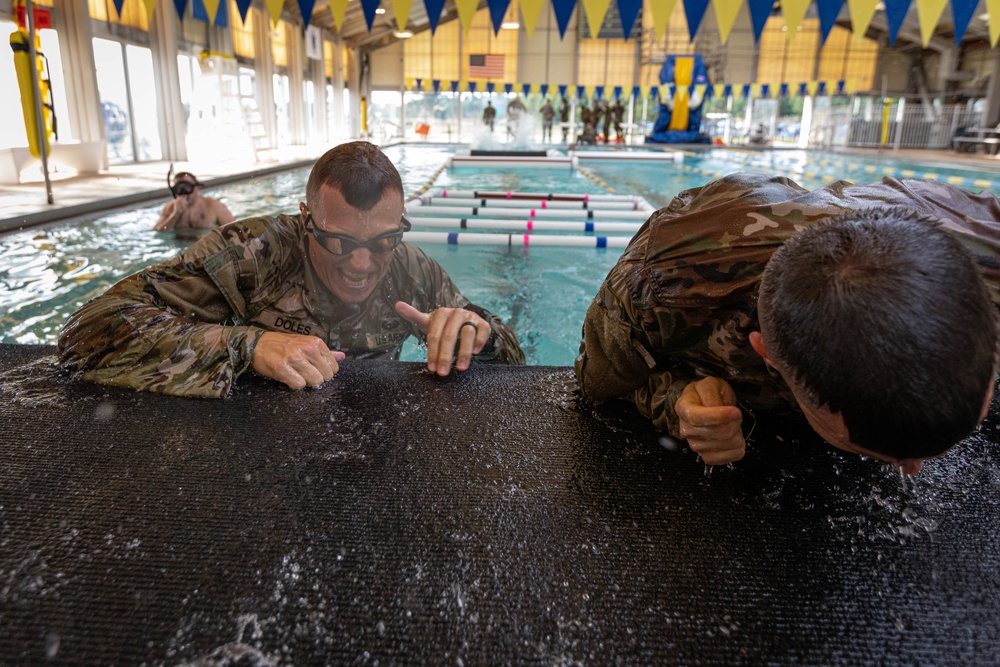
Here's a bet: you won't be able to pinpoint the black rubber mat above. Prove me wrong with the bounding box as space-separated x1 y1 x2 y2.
1 343 999 664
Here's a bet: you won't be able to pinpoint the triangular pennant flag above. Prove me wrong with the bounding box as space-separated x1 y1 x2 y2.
640 85 651 99
990 0 1000 46
713 0 743 45
750 83 761 98
884 0 912 45
617 0 641 39
694 83 707 100
488 0 512 35
456 0 478 33
432 80 441 93
817 0 845 43
649 0 678 40
847 0 878 41
201 0 221 25
489 82 498 93
424 0 446 33
713 83 726 99
265 0 283 26
503 83 512 94
235 0 252 22
541 84 549 96
173 0 188 20
142 0 157 21
836 80 845 94
328 0 348 29
951 0 978 45
781 0 811 40
113 0 126 16
915 0 948 46
779 83 789 97
760 84 769 98
451 80 460 92
404 77 415 90
613 86 622 99
468 81 477 92
806 80 820 96
585 85 596 100
818 81 827 94
682 0 710 41
576 85 586 99
723 84 733 97
522 83 532 96
521 0 545 37
746 0 772 41
360 0 380 30
844 79 857 94
631 85 640 99
295 0 316 27
391 0 414 30
595 85 605 99
740 84 751 98
552 0 578 39
582 0 612 38
558 85 568 98
798 82 808 96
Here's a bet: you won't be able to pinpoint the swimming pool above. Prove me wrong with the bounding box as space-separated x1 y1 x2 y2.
3 144 999 365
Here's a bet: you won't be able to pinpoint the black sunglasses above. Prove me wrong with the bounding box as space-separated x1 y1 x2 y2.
305 212 411 256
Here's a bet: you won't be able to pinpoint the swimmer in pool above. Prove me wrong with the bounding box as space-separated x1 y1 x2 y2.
153 171 236 231
60 142 526 397
575 173 1000 474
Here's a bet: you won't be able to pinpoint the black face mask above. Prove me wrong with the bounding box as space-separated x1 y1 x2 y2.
172 181 198 197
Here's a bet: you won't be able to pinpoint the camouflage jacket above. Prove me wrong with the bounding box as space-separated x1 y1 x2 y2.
575 173 1000 437
59 214 525 398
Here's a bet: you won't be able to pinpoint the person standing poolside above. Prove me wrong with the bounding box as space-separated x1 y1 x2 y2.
482 101 496 131
540 99 555 143
576 173 1000 475
559 97 570 143
153 172 235 231
61 141 526 398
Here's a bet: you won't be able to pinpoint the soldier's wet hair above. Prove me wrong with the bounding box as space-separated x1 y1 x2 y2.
306 141 404 212
757 207 997 459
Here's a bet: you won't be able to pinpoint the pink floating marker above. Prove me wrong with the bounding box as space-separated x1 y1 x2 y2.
442 190 448 197
529 209 536 217
523 234 530 246
541 200 547 208
526 220 534 231
584 194 590 202
506 191 513 199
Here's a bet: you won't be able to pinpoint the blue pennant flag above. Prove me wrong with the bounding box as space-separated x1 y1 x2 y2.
558 84 568 98
723 84 733 97
951 0 978 45
173 0 188 20
503 83 512 94
632 86 640 99
488 0 511 35
415 78 422 90
193 0 229 26
468 81 478 93
836 80 845 94
296 0 317 28
235 0 252 22
613 86 622 99
683 0 710 42
779 83 789 97
798 82 808 96
113 0 126 16
576 85 586 100
595 86 604 99
760 84 770 98
425 0 446 33
522 83 531 96
360 0 380 30
432 79 441 93
540 84 549 97
745 0 771 42
488 82 496 93
552 0 577 39
884 0 911 46
617 0 641 40
450 80 459 93
741 84 750 97
817 81 827 95
817 0 844 44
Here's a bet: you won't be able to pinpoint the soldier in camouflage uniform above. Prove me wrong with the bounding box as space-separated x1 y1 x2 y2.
576 173 1000 474
59 141 525 398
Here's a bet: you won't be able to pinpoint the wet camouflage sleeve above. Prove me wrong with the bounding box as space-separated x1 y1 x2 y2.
575 173 1000 438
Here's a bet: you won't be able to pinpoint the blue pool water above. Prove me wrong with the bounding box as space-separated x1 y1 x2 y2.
3 144 999 366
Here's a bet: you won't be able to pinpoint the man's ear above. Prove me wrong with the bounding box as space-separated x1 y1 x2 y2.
749 331 770 364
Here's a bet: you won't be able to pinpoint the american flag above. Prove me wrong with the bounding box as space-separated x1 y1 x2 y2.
469 54 505 79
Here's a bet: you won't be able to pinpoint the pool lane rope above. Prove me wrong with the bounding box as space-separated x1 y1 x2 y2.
404 231 630 248
405 217 642 233
406 205 650 221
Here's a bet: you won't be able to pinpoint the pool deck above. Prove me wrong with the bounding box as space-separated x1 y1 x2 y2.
2 143 1000 235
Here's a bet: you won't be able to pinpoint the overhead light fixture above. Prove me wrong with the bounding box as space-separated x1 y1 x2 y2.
501 21 519 30
394 30 413 38
375 7 385 14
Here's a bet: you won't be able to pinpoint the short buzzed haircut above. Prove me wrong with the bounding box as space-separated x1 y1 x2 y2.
306 141 404 212
758 207 997 459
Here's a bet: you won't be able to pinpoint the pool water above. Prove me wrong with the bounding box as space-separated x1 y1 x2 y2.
3 144 998 366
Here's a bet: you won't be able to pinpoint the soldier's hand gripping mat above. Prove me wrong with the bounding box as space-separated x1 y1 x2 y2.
1 344 998 665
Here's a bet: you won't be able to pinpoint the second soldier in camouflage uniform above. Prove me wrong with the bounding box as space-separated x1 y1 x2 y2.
60 142 525 398
576 173 999 474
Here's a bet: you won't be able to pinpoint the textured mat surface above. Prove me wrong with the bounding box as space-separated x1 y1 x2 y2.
1 343 999 665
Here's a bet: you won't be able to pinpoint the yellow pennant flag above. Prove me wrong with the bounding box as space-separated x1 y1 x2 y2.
329 0 348 31
712 83 726 99
585 85 596 101
781 0 811 41
391 0 414 30
693 83 707 100
847 0 879 41
749 83 761 99
732 84 744 99
405 77 415 91
528 83 537 95
202 0 220 24
806 80 820 97
844 79 857 95
581 0 612 38
141 0 156 21
520 0 545 37
990 0 1000 46
265 0 283 26
915 0 948 46
456 0 478 33
649 0 678 41
713 0 743 45
639 85 651 100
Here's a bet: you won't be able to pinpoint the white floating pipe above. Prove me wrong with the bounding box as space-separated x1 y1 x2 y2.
427 188 639 203
405 206 650 221
415 196 639 211
407 217 642 233
405 231 631 248
574 150 685 162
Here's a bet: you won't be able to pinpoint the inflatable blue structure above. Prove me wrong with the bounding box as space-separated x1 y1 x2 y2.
647 54 712 144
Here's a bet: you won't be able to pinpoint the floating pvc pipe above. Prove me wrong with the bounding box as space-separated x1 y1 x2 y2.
406 217 641 233
447 155 578 169
574 150 685 162
405 231 631 248
426 189 640 203
413 196 640 211
406 206 650 221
